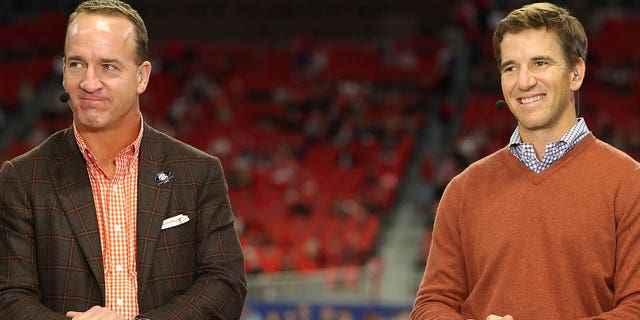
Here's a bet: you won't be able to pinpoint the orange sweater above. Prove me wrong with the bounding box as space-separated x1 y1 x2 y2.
411 134 640 320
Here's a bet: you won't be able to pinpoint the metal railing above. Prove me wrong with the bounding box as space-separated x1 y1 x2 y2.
246 260 384 303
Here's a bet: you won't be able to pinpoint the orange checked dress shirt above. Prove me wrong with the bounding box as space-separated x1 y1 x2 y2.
74 121 143 320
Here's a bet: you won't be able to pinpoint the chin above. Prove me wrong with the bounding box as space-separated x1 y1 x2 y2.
517 118 547 131
76 115 107 130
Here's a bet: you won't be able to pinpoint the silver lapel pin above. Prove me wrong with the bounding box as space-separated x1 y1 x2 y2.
155 171 173 185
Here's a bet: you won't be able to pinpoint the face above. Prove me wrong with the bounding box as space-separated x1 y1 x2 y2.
499 28 584 141
62 13 151 133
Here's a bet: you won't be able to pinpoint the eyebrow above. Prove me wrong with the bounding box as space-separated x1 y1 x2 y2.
530 55 555 62
65 55 123 65
499 55 557 70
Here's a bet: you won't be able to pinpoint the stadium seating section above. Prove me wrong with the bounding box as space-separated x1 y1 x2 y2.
1 11 639 276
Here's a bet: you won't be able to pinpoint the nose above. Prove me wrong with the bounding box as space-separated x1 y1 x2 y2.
80 67 102 92
517 68 537 90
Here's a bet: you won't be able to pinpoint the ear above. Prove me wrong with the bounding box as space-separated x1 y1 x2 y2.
61 56 69 91
136 60 152 94
569 58 586 91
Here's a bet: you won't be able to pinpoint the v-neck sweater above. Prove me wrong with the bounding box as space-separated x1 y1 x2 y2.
411 134 640 320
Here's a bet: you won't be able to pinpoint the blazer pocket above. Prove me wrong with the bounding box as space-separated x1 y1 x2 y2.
159 213 196 246
161 214 190 230
154 214 197 283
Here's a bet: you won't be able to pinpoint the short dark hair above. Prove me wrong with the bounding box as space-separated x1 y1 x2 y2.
68 0 149 64
493 2 587 69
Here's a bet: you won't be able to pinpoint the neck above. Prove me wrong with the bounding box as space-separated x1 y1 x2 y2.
518 118 577 160
76 115 141 177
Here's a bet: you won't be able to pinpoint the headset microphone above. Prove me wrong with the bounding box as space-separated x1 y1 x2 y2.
495 99 507 110
59 92 70 103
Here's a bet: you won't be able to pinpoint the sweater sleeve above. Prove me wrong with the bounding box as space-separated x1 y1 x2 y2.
582 168 640 319
410 177 467 320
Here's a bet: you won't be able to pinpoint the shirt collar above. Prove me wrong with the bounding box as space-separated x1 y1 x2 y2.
508 117 590 173
509 117 588 147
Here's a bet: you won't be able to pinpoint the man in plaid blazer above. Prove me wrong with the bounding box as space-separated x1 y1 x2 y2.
0 1 246 319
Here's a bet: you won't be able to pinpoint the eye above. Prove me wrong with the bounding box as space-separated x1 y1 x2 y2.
533 61 548 68
103 64 117 71
68 61 83 69
502 66 516 74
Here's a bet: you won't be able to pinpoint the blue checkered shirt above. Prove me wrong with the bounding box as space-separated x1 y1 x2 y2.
509 118 590 173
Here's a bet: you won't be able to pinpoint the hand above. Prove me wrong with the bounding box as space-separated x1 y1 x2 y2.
486 315 514 320
66 306 126 320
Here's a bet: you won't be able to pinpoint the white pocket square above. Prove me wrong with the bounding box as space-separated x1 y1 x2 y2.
161 214 190 230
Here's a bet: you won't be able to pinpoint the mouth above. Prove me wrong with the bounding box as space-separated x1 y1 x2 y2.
518 94 545 105
79 96 107 101
77 96 108 110
78 95 108 104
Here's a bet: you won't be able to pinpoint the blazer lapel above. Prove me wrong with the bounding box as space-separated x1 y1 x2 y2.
136 125 174 295
49 129 106 297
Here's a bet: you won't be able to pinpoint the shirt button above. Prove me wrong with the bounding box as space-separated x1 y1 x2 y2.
114 224 121 232
117 299 124 306
116 265 123 272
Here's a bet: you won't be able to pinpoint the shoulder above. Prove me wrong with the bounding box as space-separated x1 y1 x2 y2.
5 128 75 168
455 147 513 182
441 147 513 200
587 138 640 219
141 125 218 163
572 136 640 202
587 136 640 172
139 124 225 177
550 134 640 205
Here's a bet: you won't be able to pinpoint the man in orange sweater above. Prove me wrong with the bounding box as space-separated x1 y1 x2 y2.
411 3 640 320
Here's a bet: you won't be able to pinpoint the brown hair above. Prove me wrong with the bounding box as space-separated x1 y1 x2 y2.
492 2 587 69
67 0 148 64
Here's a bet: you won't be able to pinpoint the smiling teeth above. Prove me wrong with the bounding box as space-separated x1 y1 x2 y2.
521 95 543 104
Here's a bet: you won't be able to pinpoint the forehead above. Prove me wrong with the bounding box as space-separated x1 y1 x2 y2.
68 12 134 36
65 13 136 57
500 28 563 60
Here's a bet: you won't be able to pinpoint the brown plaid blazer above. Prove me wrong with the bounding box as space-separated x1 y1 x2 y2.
0 123 246 319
